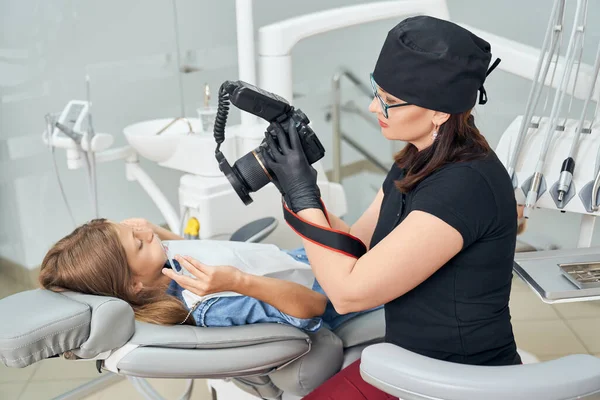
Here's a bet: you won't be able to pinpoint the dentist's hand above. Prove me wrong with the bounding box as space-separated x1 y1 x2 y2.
162 255 242 296
264 120 322 213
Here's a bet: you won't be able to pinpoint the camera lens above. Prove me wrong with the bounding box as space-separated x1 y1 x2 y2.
232 148 272 192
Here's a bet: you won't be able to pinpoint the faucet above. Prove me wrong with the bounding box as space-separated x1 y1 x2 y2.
155 117 194 135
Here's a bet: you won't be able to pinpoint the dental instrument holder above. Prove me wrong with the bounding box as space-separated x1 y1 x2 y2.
520 173 548 207
550 179 577 209
55 122 84 144
489 47 600 306
497 116 600 248
43 102 115 169
522 0 583 217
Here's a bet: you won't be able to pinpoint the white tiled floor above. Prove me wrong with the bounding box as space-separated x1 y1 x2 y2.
85 378 212 400
553 300 600 319
21 379 102 400
566 318 600 353
512 319 588 356
0 360 212 400
1 274 599 400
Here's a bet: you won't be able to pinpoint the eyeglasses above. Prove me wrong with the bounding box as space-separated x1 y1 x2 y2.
370 73 412 119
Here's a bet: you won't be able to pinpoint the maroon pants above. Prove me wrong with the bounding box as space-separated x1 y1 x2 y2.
302 359 398 399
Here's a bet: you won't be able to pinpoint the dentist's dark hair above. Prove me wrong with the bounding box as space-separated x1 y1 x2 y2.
394 110 491 192
39 219 195 326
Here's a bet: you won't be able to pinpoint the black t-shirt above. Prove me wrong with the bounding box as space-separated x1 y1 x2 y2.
370 151 521 366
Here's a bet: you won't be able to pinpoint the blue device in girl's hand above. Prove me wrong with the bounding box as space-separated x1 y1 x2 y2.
161 241 182 274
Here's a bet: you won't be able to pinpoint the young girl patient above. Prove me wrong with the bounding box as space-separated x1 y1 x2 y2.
39 218 371 331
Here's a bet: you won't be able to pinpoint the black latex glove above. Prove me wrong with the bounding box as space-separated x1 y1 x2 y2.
264 120 322 213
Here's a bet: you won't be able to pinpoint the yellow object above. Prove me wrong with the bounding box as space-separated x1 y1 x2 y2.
184 217 200 237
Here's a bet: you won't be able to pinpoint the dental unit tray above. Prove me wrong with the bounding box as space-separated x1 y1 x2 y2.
558 261 600 289
514 247 600 302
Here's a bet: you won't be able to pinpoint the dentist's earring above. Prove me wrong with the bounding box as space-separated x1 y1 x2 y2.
432 124 439 140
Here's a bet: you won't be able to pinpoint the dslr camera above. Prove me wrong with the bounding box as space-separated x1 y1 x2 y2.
213 80 325 205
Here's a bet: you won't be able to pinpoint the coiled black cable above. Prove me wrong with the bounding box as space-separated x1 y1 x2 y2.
213 82 231 153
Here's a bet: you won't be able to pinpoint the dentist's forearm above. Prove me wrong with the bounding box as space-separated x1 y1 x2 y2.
233 272 327 319
326 213 350 233
297 208 357 309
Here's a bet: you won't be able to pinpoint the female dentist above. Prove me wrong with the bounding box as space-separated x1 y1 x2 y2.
264 16 520 399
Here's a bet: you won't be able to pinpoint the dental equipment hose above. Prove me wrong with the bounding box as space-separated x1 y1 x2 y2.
523 0 585 218
590 123 600 212
86 75 99 218
558 40 600 203
561 0 589 130
54 122 97 221
591 150 600 212
506 0 565 184
534 30 565 129
46 115 77 228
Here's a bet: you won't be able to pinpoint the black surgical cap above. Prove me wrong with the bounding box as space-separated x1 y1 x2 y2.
373 15 501 114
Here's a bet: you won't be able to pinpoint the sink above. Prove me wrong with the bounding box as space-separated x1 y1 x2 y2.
123 118 199 163
123 118 264 176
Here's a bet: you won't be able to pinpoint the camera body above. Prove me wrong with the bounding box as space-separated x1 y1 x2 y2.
214 80 325 205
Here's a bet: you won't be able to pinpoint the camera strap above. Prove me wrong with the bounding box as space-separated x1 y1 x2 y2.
282 200 367 259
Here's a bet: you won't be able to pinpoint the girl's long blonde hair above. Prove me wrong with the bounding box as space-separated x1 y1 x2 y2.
39 219 194 325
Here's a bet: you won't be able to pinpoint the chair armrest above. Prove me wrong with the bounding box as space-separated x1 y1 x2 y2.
105 323 312 379
360 343 600 400
230 217 278 243
129 320 308 349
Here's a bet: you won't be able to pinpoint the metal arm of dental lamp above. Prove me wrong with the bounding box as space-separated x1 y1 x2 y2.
258 0 451 101
257 0 598 106
46 129 181 234
125 159 180 235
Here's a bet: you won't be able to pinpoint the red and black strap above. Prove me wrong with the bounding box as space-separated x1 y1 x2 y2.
282 200 367 259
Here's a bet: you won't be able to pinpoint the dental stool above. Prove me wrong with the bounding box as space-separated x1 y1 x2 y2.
360 344 600 400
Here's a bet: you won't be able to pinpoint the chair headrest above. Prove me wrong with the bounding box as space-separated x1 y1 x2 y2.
0 289 134 368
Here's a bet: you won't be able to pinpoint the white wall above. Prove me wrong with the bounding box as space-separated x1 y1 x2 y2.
1 0 599 269
2 0 185 268
0 0 385 269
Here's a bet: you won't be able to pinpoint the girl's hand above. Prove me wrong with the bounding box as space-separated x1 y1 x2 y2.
121 218 183 240
162 255 243 296
121 218 158 234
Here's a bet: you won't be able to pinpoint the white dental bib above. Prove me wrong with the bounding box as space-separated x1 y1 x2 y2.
162 240 315 308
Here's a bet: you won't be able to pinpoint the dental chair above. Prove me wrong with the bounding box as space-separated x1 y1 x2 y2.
5 282 600 400
0 217 385 400
2 217 600 400
0 288 385 400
